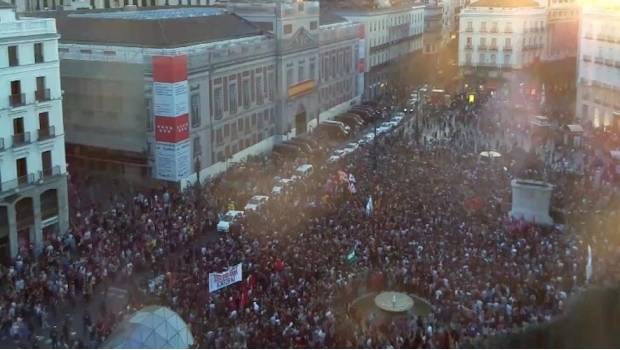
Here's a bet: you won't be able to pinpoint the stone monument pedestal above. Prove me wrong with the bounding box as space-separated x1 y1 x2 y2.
510 179 553 225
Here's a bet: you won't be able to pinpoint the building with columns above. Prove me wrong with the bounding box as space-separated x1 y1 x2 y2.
0 2 69 260
575 3 620 130
41 3 362 188
458 0 546 80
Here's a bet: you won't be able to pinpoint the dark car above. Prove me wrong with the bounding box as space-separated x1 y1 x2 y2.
335 114 364 132
285 140 313 154
273 143 299 160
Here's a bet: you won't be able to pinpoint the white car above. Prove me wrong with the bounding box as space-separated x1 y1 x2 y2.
328 155 342 163
332 149 346 157
295 164 314 177
391 115 404 124
244 195 269 212
217 210 244 233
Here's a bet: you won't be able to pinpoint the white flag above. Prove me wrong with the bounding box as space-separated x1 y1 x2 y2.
586 245 593 283
366 196 373 216
349 174 356 184
348 182 357 194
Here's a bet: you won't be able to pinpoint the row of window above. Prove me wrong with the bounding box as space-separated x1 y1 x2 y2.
464 36 543 49
3 112 55 147
368 12 423 33
214 108 273 146
320 48 352 83
287 58 317 87
0 151 56 188
465 20 544 33
7 77 50 108
283 21 318 35
6 43 45 68
320 79 354 111
212 67 276 121
464 52 513 66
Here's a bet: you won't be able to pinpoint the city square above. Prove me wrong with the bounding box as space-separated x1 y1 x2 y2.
0 0 619 348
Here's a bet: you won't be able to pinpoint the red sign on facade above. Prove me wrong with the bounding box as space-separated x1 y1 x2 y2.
153 55 188 83
155 114 190 143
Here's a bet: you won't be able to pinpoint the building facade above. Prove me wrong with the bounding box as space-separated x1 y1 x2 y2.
51 4 362 188
423 2 443 56
539 0 580 62
334 1 425 99
0 3 69 260
458 0 546 78
575 4 620 129
317 12 364 122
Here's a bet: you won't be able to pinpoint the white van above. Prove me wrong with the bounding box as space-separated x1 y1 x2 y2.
244 195 269 212
295 164 314 178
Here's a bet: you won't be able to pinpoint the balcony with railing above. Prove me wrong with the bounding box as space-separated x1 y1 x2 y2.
35 89 50 102
40 165 61 180
465 27 473 33
465 43 473 50
12 132 31 148
37 126 55 141
504 29 513 34
605 59 614 67
9 93 26 108
479 44 488 51
480 28 487 33
503 45 513 51
594 57 604 64
583 55 592 62
490 27 498 33
489 45 498 51
2 174 33 192
585 32 593 39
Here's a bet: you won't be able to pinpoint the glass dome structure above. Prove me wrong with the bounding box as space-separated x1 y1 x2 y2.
103 305 194 349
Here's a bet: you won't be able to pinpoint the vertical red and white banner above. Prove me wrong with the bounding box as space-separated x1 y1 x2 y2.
356 23 366 97
152 55 191 182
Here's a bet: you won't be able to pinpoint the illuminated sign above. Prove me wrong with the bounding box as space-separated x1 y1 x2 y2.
288 80 316 99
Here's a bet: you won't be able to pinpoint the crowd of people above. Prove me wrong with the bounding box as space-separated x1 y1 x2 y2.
0 88 617 349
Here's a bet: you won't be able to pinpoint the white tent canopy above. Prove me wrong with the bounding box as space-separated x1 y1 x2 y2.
103 305 194 349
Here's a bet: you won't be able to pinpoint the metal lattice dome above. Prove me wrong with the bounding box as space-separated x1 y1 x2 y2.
103 305 194 349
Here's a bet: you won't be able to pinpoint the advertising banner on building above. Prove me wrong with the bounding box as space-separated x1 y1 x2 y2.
152 55 191 182
153 81 189 117
208 263 243 293
154 140 191 182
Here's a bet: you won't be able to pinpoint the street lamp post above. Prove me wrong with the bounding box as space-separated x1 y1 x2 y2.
194 157 202 211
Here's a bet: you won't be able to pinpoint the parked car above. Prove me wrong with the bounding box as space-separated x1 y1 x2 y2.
273 144 299 160
335 114 363 132
217 210 244 233
244 195 269 212
316 121 350 140
286 139 313 154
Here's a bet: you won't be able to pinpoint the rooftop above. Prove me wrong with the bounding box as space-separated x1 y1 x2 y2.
69 7 224 20
319 11 348 25
470 0 541 7
48 8 265 48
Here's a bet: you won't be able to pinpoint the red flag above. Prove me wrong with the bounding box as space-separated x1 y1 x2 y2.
238 284 249 310
275 259 285 272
